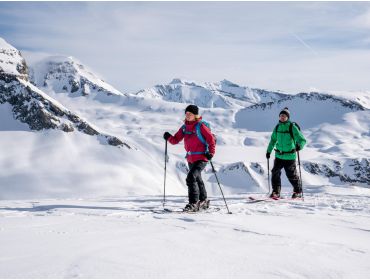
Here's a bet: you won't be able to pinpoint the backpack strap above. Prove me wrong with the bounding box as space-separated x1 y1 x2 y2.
289 122 300 144
195 121 207 146
275 123 290 134
182 124 192 135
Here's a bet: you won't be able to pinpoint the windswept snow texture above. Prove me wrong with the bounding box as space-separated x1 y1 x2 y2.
0 190 369 278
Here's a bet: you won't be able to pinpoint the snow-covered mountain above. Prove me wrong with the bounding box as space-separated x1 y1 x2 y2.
30 55 126 101
133 78 287 108
0 39 128 147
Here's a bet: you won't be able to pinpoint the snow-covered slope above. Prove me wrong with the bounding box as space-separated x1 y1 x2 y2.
326 90 370 109
133 78 287 109
1 191 370 278
0 38 191 200
30 55 126 101
235 92 365 131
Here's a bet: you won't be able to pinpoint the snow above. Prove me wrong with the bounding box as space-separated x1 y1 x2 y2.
327 90 370 109
0 130 183 200
0 38 16 50
235 93 364 131
0 191 369 278
0 38 25 76
1 85 364 276
0 103 30 131
0 36 369 277
30 55 125 98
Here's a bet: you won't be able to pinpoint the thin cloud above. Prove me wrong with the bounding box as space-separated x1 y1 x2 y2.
1 2 370 93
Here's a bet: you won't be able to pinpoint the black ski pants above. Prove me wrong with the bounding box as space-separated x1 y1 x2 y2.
186 160 208 204
271 158 301 193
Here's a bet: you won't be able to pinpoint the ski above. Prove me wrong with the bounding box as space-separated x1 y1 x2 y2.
151 207 221 214
247 196 276 203
247 196 303 203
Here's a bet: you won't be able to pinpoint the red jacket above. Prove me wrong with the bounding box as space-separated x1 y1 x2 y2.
168 118 216 163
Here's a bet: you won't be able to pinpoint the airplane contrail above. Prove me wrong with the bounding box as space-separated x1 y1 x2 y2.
291 32 318 56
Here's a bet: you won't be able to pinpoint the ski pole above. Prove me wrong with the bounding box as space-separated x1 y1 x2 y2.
297 150 304 201
163 140 169 207
209 160 232 214
267 158 271 195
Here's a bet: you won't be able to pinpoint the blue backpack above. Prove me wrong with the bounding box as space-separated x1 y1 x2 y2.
181 120 215 157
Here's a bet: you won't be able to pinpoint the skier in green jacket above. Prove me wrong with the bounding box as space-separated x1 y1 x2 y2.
266 107 307 199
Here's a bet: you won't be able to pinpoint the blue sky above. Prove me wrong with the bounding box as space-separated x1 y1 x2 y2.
1 1 370 93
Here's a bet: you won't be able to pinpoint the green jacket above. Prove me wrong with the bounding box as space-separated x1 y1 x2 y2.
267 121 307 160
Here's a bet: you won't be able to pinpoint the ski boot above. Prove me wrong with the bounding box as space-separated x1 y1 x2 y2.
269 192 280 200
291 192 302 199
183 201 200 212
199 199 210 210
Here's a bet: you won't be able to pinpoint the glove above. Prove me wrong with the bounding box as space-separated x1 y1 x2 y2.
163 132 172 141
295 143 301 151
266 152 271 159
205 152 213 160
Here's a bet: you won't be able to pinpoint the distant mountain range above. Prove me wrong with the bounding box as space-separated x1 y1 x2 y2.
0 37 368 199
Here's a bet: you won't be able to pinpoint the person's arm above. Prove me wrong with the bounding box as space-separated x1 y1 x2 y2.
292 125 306 150
267 128 277 154
168 126 185 145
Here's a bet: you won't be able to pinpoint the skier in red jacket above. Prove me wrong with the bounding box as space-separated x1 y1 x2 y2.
163 105 216 212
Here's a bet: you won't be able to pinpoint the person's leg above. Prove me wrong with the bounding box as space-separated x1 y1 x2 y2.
195 161 208 201
284 160 301 193
186 161 206 204
271 158 284 195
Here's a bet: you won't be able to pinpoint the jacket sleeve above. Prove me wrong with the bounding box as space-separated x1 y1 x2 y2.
200 124 216 155
292 125 307 149
267 128 277 153
168 126 184 145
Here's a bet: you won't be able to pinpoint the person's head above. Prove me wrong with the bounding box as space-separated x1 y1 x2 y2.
185 105 199 122
279 107 290 122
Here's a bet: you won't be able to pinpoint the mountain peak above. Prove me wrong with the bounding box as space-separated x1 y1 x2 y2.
0 37 17 51
220 79 241 88
169 78 200 87
169 78 184 84
30 55 125 97
0 37 28 79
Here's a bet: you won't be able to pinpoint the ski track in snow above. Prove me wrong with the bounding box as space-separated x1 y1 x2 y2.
0 193 369 278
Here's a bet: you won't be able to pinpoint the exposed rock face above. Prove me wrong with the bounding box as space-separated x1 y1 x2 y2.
304 159 369 185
